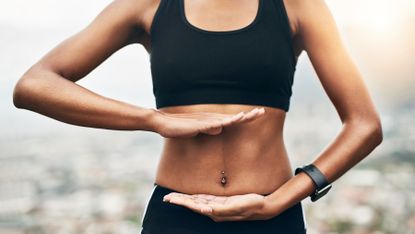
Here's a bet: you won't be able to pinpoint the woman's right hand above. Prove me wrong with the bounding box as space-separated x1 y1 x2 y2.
151 107 266 138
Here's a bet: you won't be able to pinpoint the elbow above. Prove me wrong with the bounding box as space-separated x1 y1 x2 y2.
13 76 31 109
13 68 44 109
370 118 383 146
346 115 384 147
360 116 383 147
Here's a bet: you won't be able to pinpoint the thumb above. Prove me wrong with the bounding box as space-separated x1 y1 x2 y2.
200 125 224 135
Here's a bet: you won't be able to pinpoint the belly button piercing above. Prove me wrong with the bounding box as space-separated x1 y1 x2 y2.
220 170 227 185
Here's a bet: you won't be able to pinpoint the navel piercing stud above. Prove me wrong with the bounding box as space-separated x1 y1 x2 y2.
220 170 227 185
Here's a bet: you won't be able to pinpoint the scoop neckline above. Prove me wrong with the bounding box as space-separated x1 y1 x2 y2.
179 0 263 35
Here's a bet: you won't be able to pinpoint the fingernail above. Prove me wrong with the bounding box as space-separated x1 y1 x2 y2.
233 112 243 118
202 207 212 213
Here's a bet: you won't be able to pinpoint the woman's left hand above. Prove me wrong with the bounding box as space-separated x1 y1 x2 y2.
163 192 276 222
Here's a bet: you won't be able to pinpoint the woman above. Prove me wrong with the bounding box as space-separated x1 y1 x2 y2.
13 0 383 233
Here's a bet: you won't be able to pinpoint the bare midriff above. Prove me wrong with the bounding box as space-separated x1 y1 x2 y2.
154 104 295 196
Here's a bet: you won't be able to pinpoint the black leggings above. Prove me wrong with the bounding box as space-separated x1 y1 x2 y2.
140 183 307 234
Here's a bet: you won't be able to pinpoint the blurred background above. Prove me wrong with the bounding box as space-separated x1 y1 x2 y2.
1 0 414 233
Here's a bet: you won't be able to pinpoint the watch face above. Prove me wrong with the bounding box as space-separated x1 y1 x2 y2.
318 184 333 193
311 184 332 202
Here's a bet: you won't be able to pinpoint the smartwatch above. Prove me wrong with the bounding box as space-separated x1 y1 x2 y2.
295 163 332 202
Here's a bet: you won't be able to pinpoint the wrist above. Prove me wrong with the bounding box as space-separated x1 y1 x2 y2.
295 163 333 202
261 194 282 219
142 108 163 133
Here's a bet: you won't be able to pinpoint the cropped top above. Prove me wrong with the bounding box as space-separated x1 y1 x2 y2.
149 0 297 112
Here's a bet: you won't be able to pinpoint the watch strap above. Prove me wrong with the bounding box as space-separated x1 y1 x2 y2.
295 164 330 190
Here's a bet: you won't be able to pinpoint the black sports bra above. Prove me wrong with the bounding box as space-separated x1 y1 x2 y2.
149 0 297 112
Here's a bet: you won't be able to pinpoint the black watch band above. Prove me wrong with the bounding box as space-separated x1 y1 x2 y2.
295 164 332 202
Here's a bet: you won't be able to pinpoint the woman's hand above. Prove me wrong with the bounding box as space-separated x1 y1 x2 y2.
151 107 265 138
162 191 276 222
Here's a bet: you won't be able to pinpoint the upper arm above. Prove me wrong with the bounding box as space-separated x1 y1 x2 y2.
293 0 380 123
30 0 151 82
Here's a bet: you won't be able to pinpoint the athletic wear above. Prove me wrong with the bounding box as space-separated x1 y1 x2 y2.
149 0 297 112
140 183 307 234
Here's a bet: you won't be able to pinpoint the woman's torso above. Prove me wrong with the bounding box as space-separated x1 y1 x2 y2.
139 0 301 196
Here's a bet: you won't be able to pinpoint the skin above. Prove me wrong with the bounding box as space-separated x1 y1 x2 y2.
13 0 383 223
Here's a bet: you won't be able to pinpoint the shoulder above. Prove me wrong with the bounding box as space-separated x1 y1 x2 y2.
282 0 333 35
284 0 334 34
107 0 159 29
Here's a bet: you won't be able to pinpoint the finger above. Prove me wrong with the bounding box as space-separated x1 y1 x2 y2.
200 124 224 135
244 108 265 120
163 192 181 201
240 108 259 121
238 108 265 123
226 108 259 124
214 108 265 125
170 112 234 118
166 194 227 215
168 195 214 214
226 112 245 122
173 197 248 220
168 195 195 209
200 113 245 134
163 192 191 202
221 112 245 126
202 127 223 135
166 192 194 200
167 112 242 120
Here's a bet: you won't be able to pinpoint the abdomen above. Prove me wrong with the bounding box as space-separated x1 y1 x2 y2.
154 103 295 196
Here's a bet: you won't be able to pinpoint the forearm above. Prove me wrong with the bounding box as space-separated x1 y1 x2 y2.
13 69 159 132
264 119 383 217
